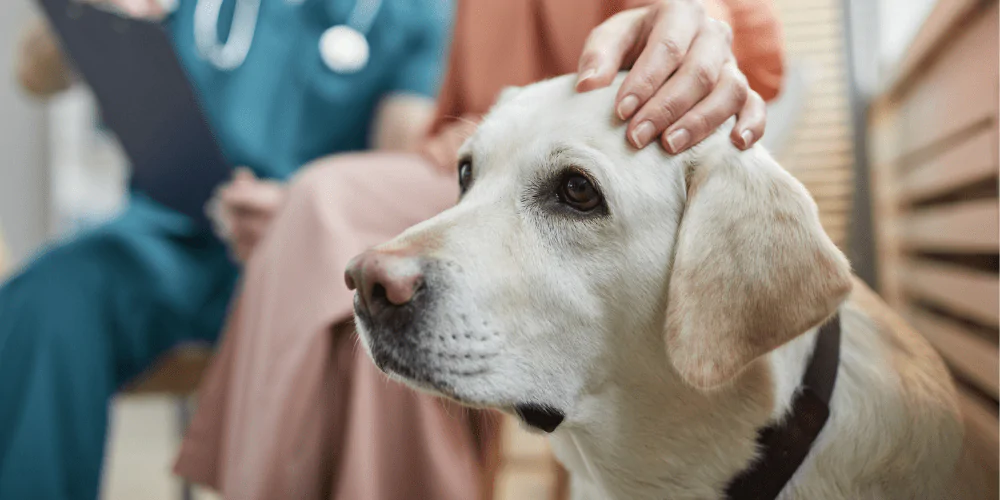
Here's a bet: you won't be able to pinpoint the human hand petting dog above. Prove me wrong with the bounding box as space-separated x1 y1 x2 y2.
208 168 287 263
576 0 766 154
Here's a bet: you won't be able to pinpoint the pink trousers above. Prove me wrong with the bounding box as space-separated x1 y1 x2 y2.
174 153 502 500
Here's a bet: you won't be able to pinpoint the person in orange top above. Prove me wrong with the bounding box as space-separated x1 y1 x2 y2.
174 1 784 499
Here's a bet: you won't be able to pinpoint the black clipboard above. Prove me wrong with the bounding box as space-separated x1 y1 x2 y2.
37 0 232 227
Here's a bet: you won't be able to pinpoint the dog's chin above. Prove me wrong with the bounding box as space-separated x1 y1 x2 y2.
369 345 473 403
353 300 567 433
353 306 485 407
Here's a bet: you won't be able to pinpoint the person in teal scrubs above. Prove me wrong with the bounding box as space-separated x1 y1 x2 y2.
2 1 451 498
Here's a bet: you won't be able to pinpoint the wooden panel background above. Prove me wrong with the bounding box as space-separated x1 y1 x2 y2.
868 0 999 495
773 0 855 248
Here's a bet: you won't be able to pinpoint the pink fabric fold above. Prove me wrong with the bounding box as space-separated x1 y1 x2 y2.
174 153 500 500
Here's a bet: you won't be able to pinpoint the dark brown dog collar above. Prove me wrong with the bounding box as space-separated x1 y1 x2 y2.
723 313 842 500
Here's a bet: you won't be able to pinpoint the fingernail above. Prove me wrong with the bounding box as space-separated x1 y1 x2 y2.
665 129 691 153
740 130 755 149
577 69 597 87
630 121 656 148
617 95 639 120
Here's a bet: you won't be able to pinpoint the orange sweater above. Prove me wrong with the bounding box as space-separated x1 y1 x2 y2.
423 0 785 169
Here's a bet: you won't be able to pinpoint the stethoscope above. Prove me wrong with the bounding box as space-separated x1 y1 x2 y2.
192 0 382 73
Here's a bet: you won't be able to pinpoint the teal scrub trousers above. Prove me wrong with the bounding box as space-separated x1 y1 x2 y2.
0 196 238 499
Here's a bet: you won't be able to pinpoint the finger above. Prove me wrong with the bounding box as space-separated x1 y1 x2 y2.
232 167 256 183
232 216 273 261
230 211 273 240
576 8 647 92
234 240 253 263
614 0 704 121
221 189 270 214
220 184 285 214
242 213 273 239
626 21 731 149
660 63 749 154
731 90 767 150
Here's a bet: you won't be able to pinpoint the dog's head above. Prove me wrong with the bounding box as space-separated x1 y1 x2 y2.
348 74 851 431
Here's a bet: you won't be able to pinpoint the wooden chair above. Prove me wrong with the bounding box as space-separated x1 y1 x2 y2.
122 346 214 397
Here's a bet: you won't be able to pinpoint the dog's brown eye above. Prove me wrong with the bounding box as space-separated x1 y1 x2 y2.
559 174 602 211
458 159 473 194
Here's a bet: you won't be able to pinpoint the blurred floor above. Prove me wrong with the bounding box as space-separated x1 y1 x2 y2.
102 395 218 500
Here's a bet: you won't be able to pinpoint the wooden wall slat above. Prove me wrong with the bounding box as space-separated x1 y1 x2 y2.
779 0 843 11
787 155 855 173
807 183 854 199
907 307 999 399
883 0 988 97
899 259 1000 328
898 124 998 203
775 0 854 249
782 23 842 41
794 169 854 184
898 200 1000 253
895 6 999 161
867 3 998 496
780 7 840 27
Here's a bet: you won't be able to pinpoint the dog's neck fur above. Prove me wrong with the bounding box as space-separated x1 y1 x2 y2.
547 326 821 500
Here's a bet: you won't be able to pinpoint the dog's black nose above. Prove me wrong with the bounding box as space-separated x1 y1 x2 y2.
346 250 424 317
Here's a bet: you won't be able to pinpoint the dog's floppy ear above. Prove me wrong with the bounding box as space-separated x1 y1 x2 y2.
665 146 852 390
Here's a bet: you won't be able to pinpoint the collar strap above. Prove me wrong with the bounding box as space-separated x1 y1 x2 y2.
724 312 842 500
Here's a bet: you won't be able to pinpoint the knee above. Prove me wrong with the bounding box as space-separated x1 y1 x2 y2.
286 154 367 206
283 155 383 231
0 230 127 322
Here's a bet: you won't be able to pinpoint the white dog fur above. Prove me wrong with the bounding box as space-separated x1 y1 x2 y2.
352 74 971 499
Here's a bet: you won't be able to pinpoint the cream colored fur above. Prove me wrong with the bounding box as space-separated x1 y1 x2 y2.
352 74 968 499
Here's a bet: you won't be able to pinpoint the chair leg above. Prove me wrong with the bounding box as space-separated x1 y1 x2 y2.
177 396 194 500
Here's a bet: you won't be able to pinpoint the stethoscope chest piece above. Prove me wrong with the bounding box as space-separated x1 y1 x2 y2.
320 25 369 74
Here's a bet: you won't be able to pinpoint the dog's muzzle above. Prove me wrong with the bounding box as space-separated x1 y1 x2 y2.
346 249 430 376
346 249 492 397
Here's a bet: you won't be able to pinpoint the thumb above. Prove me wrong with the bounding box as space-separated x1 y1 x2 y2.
232 167 256 183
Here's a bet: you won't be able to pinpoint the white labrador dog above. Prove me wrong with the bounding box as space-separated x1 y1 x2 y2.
345 75 971 499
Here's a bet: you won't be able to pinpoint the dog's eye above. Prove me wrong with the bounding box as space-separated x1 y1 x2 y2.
458 159 473 195
559 174 602 211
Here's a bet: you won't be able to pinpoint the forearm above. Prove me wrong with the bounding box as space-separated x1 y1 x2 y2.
16 17 73 98
370 94 437 152
419 116 479 174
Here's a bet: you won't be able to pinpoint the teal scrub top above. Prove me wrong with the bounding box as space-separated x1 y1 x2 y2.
165 0 453 180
